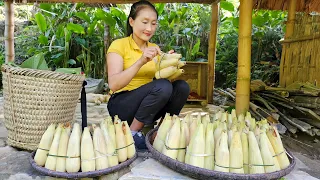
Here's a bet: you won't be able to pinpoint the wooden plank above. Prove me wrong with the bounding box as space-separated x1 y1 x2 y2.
15 0 219 4
207 2 219 104
197 64 202 96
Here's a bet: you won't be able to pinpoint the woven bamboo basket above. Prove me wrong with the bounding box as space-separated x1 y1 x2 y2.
1 64 85 151
146 128 296 180
29 151 138 179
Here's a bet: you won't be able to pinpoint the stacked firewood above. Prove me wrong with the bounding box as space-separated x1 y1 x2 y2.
215 80 320 138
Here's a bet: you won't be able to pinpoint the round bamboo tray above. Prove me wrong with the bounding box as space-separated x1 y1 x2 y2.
1 64 85 151
29 151 137 179
146 128 296 180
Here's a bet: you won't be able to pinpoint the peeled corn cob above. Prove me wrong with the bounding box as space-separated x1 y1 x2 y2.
34 124 56 166
81 127 95 172
155 66 178 79
56 123 71 172
66 123 81 173
162 117 181 160
153 113 173 151
45 123 63 170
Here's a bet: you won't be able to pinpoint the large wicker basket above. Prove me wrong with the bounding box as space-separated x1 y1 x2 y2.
1 64 85 151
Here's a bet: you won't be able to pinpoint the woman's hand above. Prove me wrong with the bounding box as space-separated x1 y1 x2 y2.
167 50 175 54
140 46 162 64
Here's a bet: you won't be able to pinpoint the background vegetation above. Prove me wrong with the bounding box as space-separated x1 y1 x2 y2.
0 0 287 89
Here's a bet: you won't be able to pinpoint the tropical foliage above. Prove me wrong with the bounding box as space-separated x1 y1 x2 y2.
1 0 287 88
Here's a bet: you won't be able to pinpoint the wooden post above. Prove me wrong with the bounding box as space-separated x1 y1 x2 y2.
4 0 15 63
235 0 253 116
285 0 297 39
207 2 219 104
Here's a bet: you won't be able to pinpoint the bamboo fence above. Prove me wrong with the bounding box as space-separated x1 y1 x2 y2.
280 13 320 88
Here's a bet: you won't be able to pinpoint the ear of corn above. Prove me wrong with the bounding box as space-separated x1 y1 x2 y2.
189 124 205 168
189 115 198 139
229 131 244 174
177 120 187 162
266 133 281 171
81 127 95 172
156 58 179 70
45 123 63 171
214 131 229 172
153 113 173 152
66 123 81 173
155 66 178 79
204 123 215 170
248 131 265 174
93 124 109 170
162 53 182 60
241 130 249 174
114 116 128 162
56 123 71 172
162 117 181 160
101 121 119 167
34 124 56 166
168 69 184 81
123 121 136 159
177 61 186 68
259 132 278 173
266 126 290 169
183 120 190 146
105 116 116 147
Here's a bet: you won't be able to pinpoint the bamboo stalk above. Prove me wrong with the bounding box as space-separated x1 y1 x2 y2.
281 33 320 43
298 118 320 129
235 0 253 116
5 0 15 63
291 96 320 105
285 0 297 38
207 2 219 104
279 116 298 134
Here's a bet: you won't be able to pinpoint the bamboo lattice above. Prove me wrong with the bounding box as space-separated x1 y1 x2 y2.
280 13 320 88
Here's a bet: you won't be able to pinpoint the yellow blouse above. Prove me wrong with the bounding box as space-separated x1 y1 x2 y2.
107 35 159 93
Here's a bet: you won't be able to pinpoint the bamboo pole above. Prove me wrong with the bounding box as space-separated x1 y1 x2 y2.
285 0 297 39
4 0 15 63
235 0 253 116
280 0 297 87
207 2 219 104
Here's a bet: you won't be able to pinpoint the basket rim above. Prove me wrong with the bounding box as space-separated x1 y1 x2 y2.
1 64 85 82
146 128 296 180
29 151 138 178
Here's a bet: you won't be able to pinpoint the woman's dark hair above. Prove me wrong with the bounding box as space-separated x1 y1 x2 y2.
126 0 158 36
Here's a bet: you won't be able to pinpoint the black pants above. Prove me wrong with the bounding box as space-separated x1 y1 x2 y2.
107 79 190 125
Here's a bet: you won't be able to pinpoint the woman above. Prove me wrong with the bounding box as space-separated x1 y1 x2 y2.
106 0 190 150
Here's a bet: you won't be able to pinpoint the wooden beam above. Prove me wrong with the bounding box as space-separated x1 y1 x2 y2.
235 0 253 116
285 0 297 38
15 0 219 4
5 0 15 63
207 2 219 104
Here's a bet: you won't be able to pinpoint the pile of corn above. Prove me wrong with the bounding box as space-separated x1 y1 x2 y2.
153 111 290 174
33 115 135 173
154 53 186 80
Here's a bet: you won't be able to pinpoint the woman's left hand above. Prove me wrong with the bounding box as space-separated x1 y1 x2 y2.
167 50 175 54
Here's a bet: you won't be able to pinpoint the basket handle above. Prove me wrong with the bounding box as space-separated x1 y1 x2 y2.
81 81 87 131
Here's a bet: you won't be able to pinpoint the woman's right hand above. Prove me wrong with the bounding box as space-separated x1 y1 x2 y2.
139 47 161 64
